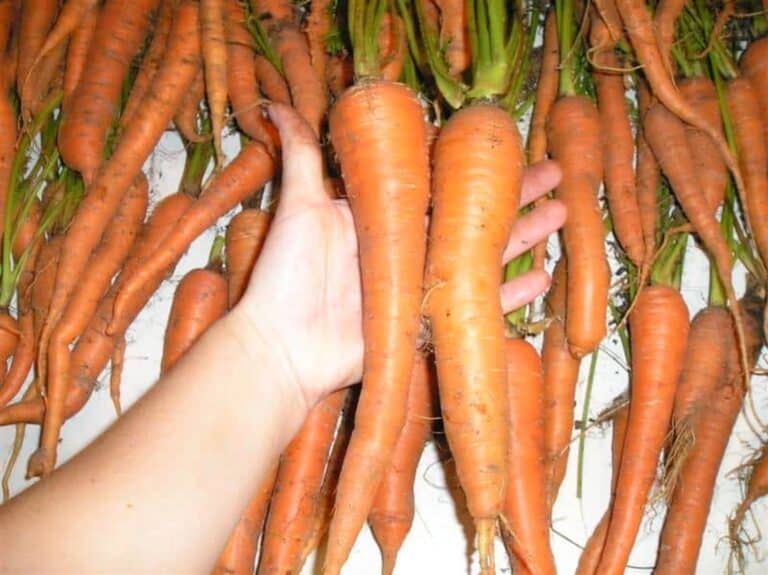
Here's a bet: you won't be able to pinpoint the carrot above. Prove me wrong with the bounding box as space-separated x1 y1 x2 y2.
323 80 430 575
325 54 354 100
656 300 762 575
225 208 272 307
729 443 768 567
28 176 149 478
425 103 523 574
500 338 556 575
201 0 229 168
0 49 17 252
16 0 58 96
653 0 685 78
528 10 559 166
595 284 689 575
61 2 98 105
0 313 18 375
592 48 644 267
254 54 291 104
304 0 331 83
109 335 126 416
57 0 160 182
368 354 434 575
0 191 195 428
635 81 660 265
740 37 768 142
224 0 278 151
0 0 13 57
162 267 228 374
434 0 469 76
40 0 201 390
378 13 406 83
257 390 348 575
21 28 67 120
679 77 726 214
726 77 768 272
547 96 608 357
24 0 99 93
109 142 275 334
643 99 749 389
120 0 173 128
575 401 629 575
212 466 278 575
174 69 208 144
541 260 581 509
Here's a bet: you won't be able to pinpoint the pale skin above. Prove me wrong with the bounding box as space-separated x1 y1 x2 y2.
0 104 566 573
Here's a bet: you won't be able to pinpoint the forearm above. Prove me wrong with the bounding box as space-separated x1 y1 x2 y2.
0 310 308 573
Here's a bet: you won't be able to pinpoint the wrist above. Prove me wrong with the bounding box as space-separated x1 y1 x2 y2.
221 308 311 422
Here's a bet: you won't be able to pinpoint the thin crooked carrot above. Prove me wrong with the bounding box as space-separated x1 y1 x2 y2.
201 0 229 168
61 2 98 105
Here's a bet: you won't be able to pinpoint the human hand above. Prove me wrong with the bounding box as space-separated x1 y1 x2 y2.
235 104 566 410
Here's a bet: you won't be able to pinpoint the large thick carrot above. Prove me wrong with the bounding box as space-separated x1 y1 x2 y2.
547 96 608 357
425 103 523 574
500 338 556 575
726 77 768 272
0 192 195 428
257 390 347 575
644 99 749 387
57 0 160 181
575 401 629 575
225 208 272 307
28 176 148 477
120 0 173 128
679 77 726 214
109 142 275 332
368 353 434 575
592 48 644 267
212 466 278 575
323 79 430 575
541 260 581 509
224 0 277 151
61 2 98 105
201 0 229 168
40 0 201 386
656 301 761 575
162 267 228 373
595 284 689 575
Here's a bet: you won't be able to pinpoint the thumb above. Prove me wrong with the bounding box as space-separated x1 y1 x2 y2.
267 103 328 209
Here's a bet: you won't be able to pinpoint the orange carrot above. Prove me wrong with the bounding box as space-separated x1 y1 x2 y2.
224 0 278 151
730 444 768 560
257 390 348 575
740 37 768 142
528 10 559 166
434 0 469 76
16 0 58 96
212 467 278 575
57 0 160 181
61 2 98 105
173 68 208 144
0 45 17 250
109 142 275 333
28 176 148 477
653 0 685 78
575 401 629 575
368 354 434 575
40 0 201 391
161 267 228 373
225 208 272 307
120 0 173 128
425 103 523 574
109 335 126 416
325 54 353 100
595 284 689 575
726 77 768 272
541 260 581 509
304 0 331 83
378 13 406 83
592 47 644 266
547 96 608 357
201 0 229 168
322 79 430 575
500 338 556 575
0 313 18 380
254 54 291 104
655 301 761 575
679 77 726 214
635 81 660 265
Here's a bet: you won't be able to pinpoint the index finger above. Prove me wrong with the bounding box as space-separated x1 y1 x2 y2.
520 159 562 206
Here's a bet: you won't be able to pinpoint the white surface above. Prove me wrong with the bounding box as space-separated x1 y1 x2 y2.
1 128 767 574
